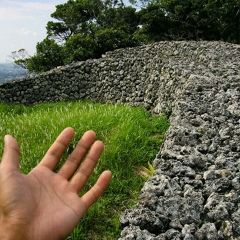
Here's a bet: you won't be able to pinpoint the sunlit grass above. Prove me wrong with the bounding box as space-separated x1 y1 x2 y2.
0 101 169 239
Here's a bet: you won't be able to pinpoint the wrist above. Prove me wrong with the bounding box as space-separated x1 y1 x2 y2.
0 220 28 240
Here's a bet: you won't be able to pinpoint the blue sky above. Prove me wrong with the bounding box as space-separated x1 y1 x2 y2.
0 0 132 63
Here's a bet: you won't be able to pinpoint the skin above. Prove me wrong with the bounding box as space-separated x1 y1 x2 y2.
0 128 112 240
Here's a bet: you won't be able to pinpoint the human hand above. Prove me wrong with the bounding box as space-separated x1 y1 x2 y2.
0 128 111 240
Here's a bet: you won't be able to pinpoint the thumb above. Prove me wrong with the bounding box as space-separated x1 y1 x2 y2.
1 135 20 171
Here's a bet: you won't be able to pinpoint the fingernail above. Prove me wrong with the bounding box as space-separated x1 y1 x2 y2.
4 135 8 144
4 135 11 145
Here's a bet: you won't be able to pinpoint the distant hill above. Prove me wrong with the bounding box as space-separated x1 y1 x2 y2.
0 63 28 83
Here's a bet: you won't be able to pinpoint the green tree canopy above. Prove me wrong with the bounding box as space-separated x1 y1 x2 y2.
159 0 240 41
46 0 104 42
27 38 64 73
28 0 141 71
13 0 239 73
137 3 172 41
63 33 95 63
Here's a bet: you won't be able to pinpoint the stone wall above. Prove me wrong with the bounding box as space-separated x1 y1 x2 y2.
0 41 240 239
0 55 163 112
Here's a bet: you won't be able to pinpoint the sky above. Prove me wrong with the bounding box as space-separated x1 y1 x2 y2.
0 0 70 63
0 0 132 63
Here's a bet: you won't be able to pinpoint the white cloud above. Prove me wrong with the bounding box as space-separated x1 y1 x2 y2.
0 8 34 21
21 2 57 12
0 1 57 21
17 27 39 37
0 0 66 62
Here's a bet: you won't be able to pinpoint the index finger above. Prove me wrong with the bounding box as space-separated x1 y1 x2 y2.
1 135 20 171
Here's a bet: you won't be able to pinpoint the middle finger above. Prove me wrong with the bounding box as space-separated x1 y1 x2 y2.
58 130 96 179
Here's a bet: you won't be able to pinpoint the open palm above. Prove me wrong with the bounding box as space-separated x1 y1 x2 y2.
0 128 111 240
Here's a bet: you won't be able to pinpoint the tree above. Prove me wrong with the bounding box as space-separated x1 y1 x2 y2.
63 33 96 63
155 0 208 40
18 0 239 73
46 0 104 42
104 0 125 8
137 3 172 42
98 6 139 34
129 0 150 7
46 1 140 66
11 49 30 69
15 0 141 73
95 5 140 53
205 0 240 42
159 0 240 42
95 28 137 55
27 38 64 73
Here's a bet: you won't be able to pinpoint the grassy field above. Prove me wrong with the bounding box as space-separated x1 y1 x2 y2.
0 101 169 239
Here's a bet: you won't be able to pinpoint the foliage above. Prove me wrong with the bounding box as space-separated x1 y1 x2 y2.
13 0 240 72
47 0 104 42
11 49 29 69
27 38 64 73
138 3 172 41
0 101 170 239
63 33 96 63
159 0 240 41
94 6 140 56
136 161 155 179
204 0 240 42
98 6 139 34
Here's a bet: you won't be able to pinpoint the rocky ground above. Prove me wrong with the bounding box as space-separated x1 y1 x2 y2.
119 41 240 239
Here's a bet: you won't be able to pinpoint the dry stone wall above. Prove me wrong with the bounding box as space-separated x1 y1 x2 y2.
0 41 239 239
0 57 163 111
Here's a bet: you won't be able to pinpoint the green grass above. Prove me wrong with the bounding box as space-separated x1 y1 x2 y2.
0 101 169 239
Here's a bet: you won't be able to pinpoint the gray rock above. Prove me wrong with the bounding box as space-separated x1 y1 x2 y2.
195 223 218 240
